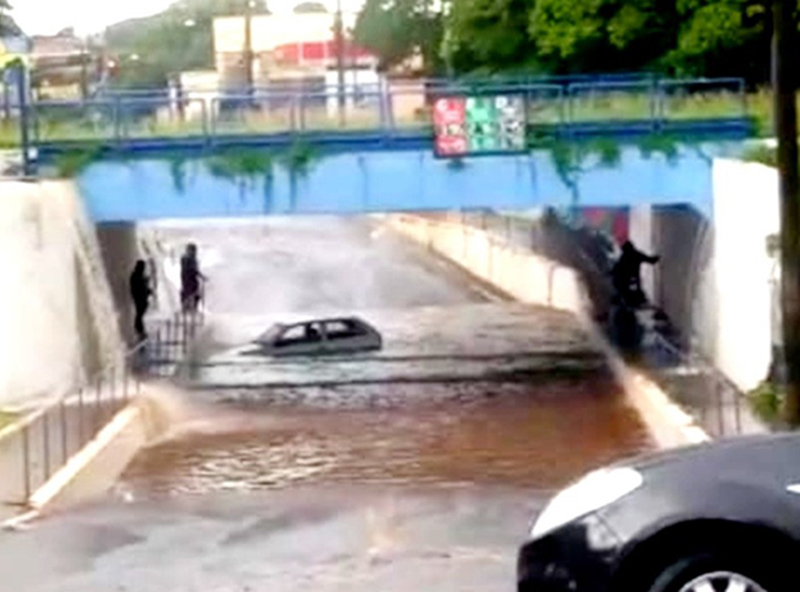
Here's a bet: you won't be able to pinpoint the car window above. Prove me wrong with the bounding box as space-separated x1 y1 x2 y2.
325 320 366 340
275 323 322 346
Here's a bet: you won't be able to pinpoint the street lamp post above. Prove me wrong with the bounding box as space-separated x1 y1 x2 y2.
334 0 346 124
773 0 800 425
244 0 254 97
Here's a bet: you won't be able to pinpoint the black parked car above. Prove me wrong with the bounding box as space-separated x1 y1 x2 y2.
518 434 800 592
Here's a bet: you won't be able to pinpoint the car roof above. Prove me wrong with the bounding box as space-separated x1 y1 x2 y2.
274 316 367 327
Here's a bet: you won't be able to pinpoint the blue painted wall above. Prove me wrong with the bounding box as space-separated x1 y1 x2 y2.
77 142 741 222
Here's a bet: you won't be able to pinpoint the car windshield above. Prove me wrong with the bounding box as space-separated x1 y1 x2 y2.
1 0 785 590
255 323 284 344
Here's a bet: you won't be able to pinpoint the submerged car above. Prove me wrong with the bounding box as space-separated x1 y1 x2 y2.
253 316 382 357
518 434 800 592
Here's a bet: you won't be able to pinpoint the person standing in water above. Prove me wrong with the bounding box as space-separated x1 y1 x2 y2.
180 243 207 312
129 260 152 340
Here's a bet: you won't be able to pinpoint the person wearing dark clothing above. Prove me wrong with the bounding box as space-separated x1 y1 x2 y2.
129 260 152 340
180 243 206 312
611 240 659 307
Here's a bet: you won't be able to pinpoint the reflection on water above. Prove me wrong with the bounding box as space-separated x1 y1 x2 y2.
122 372 651 497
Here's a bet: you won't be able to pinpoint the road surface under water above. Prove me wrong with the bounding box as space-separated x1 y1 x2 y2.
122 373 649 499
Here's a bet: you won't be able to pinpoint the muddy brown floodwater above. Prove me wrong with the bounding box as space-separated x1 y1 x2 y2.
122 370 652 498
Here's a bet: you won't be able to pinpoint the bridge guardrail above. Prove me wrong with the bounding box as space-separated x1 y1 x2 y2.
25 77 749 149
0 312 203 513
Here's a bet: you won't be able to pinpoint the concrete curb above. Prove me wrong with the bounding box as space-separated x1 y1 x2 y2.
1 393 164 528
594 333 712 448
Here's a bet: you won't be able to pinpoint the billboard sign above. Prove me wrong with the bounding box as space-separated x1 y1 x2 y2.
432 94 526 157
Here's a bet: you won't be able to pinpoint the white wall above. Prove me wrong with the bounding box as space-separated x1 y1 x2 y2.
712 158 779 390
386 215 589 317
0 181 123 408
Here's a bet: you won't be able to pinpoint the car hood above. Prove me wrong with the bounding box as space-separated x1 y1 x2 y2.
619 432 800 481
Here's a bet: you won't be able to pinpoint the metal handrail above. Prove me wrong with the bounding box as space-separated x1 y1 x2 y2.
0 312 203 508
24 77 750 149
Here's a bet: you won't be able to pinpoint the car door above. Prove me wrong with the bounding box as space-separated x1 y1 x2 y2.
323 319 371 353
271 322 326 357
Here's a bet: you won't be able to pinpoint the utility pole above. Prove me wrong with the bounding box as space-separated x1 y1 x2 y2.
243 0 254 98
773 0 800 425
334 0 346 125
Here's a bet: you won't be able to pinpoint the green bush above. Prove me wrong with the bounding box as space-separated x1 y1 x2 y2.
748 380 784 424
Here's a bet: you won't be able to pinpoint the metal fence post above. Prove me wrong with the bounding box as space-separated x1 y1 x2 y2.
22 425 31 501
715 374 725 437
42 410 50 481
60 398 68 464
94 376 102 433
78 388 85 446
113 95 122 146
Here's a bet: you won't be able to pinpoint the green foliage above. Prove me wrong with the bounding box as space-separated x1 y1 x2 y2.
444 0 540 73
206 148 274 186
293 1 328 12
280 141 319 175
748 380 784 425
355 0 774 82
742 143 777 167
54 146 104 177
353 0 443 73
0 409 17 430
105 0 269 88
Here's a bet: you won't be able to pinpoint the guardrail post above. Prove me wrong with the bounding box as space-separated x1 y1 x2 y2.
296 94 305 132
113 95 122 146
60 398 68 464
94 376 102 433
715 374 724 436
210 98 219 145
78 387 85 446
201 99 209 147
42 410 50 481
22 424 30 501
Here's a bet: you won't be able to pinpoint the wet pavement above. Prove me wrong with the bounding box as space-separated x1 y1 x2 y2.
0 216 653 590
0 486 543 592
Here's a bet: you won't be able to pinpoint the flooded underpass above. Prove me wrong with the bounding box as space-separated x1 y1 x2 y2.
122 373 650 498
0 216 655 592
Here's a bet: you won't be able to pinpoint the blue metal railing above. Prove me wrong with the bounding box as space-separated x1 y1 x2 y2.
28 77 752 150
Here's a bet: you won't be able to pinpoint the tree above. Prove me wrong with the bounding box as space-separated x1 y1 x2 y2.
527 0 680 73
293 1 328 12
353 0 443 73
105 0 270 88
665 0 771 83
443 0 539 73
0 0 23 37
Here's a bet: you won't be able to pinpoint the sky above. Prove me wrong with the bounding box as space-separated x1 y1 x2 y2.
12 0 367 36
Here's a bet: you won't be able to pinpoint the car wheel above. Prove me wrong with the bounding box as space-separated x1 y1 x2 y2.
648 554 779 592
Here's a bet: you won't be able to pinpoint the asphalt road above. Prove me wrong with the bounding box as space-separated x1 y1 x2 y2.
0 486 543 592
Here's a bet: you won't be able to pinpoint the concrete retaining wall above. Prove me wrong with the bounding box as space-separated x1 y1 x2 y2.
27 393 165 514
0 180 124 408
387 215 590 317
712 159 779 391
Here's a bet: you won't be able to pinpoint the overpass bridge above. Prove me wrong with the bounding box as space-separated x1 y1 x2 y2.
22 77 753 221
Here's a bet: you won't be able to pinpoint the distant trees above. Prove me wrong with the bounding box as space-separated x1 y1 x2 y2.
355 0 779 83
104 0 270 88
353 0 443 73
